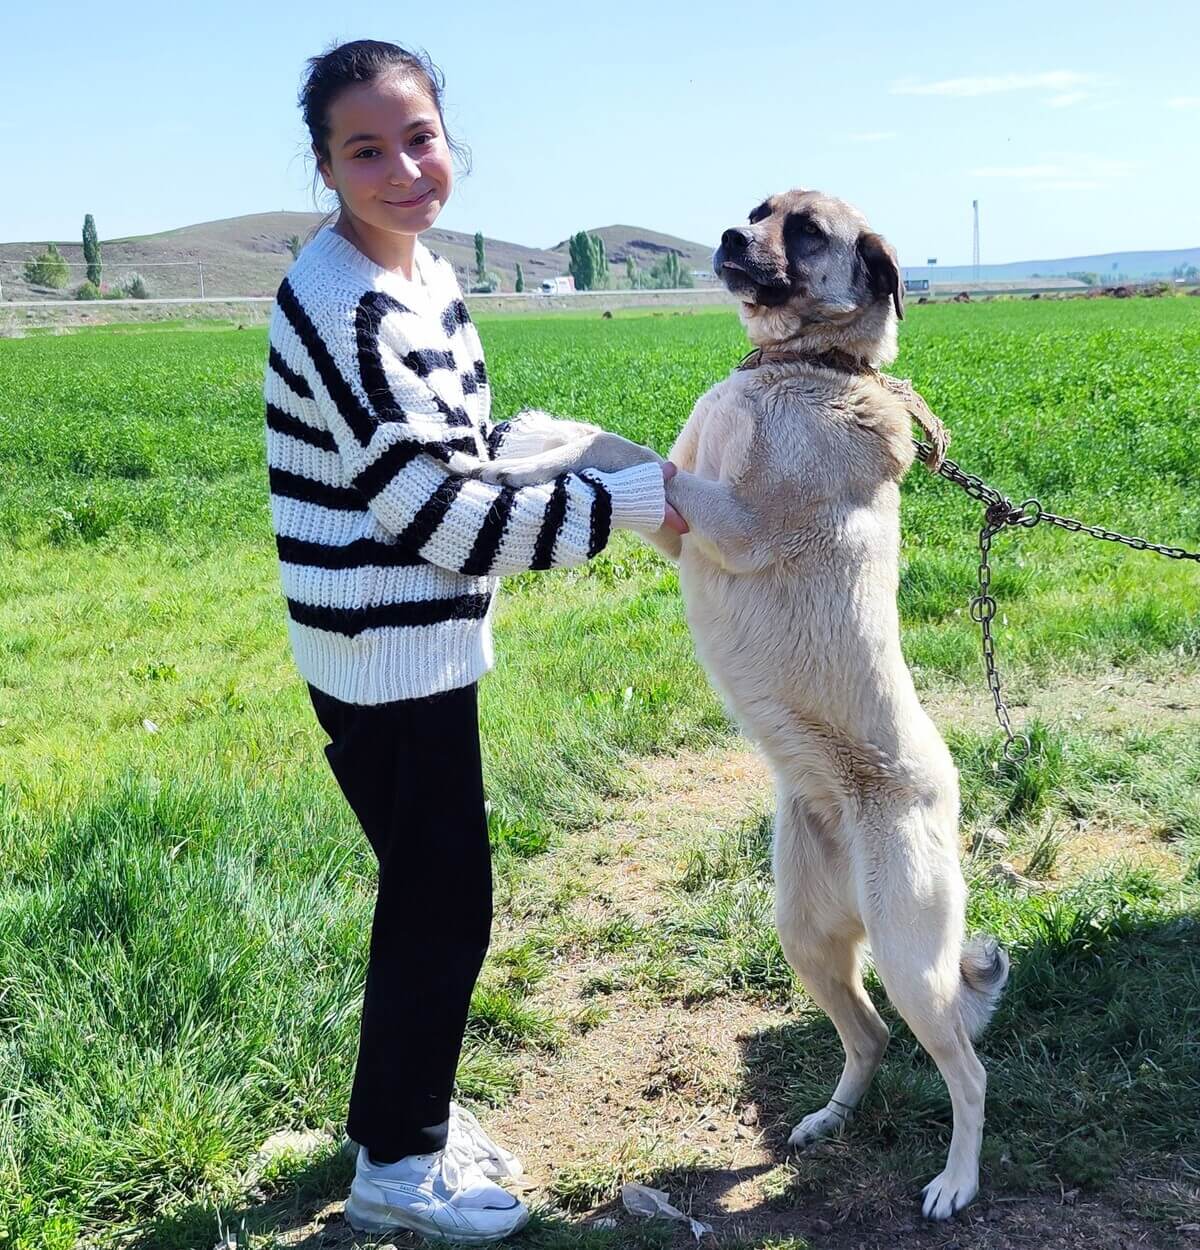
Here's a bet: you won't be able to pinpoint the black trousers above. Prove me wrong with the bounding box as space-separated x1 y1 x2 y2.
308 680 492 1159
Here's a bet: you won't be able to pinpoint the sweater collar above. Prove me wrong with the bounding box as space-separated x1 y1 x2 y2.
308 226 437 291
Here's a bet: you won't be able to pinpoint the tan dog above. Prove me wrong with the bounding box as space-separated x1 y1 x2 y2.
478 189 1009 1221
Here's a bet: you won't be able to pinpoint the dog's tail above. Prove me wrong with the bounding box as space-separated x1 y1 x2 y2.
958 934 1010 1040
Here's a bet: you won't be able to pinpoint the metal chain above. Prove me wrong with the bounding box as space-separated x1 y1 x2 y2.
911 438 1200 761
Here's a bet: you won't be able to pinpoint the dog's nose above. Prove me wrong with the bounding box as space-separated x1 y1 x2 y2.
721 228 750 254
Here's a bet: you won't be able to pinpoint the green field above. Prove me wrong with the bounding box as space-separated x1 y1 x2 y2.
1 298 1198 1249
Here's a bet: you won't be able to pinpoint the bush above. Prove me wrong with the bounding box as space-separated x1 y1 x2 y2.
75 281 101 301
469 270 501 294
123 273 149 299
23 243 70 290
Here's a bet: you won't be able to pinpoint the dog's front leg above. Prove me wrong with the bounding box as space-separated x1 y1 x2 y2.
638 523 683 562
666 469 768 573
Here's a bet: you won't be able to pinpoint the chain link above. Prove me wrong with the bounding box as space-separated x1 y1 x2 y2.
912 438 1200 760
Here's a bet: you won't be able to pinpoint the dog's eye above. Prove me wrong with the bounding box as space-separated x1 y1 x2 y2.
803 222 822 237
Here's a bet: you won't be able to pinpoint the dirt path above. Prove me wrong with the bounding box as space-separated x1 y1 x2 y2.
235 673 1199 1248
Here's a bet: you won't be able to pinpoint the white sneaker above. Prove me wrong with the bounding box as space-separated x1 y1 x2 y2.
344 1144 529 1243
450 1101 524 1180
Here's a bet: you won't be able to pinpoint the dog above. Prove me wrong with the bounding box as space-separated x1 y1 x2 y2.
476 189 1009 1221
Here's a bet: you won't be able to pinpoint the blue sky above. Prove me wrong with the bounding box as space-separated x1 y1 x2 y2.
3 0 1197 266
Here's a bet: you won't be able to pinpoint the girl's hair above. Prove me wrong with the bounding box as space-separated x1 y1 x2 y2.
299 39 471 237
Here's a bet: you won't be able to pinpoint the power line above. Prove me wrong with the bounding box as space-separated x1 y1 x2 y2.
0 259 202 268
2 258 207 297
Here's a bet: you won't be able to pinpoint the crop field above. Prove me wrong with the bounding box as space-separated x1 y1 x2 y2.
1 298 1199 1249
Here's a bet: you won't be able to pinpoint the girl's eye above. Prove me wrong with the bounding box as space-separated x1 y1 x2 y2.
412 132 436 147
354 148 380 159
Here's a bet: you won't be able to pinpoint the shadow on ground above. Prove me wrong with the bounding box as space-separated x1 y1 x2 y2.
130 878 1199 1250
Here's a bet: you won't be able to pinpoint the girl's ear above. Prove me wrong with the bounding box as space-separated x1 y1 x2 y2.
314 146 335 190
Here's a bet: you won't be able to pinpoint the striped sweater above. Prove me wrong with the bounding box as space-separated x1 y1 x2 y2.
264 226 666 704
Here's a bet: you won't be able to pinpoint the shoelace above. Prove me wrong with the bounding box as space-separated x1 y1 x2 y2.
449 1103 517 1174
425 1136 489 1199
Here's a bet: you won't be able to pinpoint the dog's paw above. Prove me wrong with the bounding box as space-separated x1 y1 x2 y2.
920 1166 978 1221
474 459 548 488
787 1105 849 1149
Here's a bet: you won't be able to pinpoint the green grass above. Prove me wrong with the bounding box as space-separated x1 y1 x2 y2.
635 739 1199 1214
1 296 1199 1247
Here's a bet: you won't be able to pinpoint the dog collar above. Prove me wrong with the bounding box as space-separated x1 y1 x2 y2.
736 346 871 375
734 346 950 471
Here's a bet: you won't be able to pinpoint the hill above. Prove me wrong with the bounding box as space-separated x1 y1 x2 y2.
0 214 715 301
3 212 1194 300
901 246 1200 285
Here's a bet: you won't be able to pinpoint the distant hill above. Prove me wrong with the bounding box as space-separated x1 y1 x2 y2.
901 247 1200 285
2 212 1194 300
0 213 715 301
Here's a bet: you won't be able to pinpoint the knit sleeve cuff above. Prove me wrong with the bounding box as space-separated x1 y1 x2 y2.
591 461 666 534
489 409 558 459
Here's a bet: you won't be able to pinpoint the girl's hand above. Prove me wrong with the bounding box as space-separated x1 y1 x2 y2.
661 461 689 535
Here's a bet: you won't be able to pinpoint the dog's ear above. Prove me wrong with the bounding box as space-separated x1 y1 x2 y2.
857 231 904 320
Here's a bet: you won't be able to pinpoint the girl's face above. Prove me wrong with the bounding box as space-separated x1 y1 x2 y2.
316 72 453 242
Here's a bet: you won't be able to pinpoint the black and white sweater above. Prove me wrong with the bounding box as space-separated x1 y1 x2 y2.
264 226 666 704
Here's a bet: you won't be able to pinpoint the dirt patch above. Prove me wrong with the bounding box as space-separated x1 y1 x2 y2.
466 739 1194 1249
229 685 1196 1248
923 668 1200 736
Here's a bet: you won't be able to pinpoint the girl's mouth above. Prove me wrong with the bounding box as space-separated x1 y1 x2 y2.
384 189 434 208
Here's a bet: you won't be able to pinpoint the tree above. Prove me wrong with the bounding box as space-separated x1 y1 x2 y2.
647 251 693 289
567 231 612 290
625 255 640 289
590 234 609 289
474 231 486 285
514 262 524 293
24 243 70 290
568 231 594 290
82 214 101 286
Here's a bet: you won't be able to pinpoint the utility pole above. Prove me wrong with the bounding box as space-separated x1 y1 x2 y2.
198 261 205 299
972 199 980 286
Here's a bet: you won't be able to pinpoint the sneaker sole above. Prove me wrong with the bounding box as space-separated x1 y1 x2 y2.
344 1193 530 1243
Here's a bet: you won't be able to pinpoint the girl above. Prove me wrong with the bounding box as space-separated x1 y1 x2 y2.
265 38 685 1243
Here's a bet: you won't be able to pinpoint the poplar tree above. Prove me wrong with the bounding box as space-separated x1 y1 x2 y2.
648 250 694 289
590 235 609 289
568 231 594 290
474 231 486 284
82 214 101 286
514 262 524 292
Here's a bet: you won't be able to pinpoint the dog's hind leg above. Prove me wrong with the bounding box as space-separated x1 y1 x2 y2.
859 817 990 1221
774 793 890 1148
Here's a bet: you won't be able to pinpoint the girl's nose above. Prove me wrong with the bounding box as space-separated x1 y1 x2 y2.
390 152 421 184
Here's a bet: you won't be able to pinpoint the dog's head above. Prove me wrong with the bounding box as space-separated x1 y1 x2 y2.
713 188 903 360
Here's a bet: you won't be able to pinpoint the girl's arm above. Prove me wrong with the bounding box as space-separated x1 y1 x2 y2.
485 409 602 460
457 320 602 462
267 295 665 577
